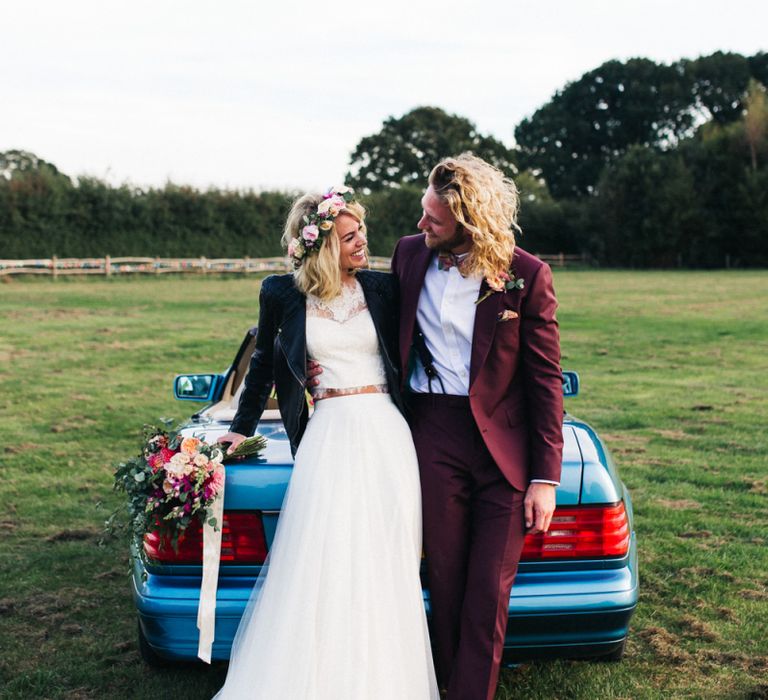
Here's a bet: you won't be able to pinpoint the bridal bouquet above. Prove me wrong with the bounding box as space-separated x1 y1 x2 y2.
113 421 266 548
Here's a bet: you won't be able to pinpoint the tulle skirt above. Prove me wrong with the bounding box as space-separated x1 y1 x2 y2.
214 393 439 699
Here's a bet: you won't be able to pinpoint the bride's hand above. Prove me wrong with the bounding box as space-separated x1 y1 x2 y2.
217 432 247 454
306 359 323 391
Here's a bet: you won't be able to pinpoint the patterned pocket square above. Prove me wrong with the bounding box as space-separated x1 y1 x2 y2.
498 310 519 322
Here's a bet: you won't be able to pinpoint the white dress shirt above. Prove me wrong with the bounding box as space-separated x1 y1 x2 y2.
409 253 558 486
409 254 480 395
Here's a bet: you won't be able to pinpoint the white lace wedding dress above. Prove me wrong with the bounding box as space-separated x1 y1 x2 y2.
214 280 439 699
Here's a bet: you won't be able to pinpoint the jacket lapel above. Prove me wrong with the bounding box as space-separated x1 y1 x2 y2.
469 279 503 387
277 287 306 382
399 243 432 377
358 272 392 366
358 272 381 322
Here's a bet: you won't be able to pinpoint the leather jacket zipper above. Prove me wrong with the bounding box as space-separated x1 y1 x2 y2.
276 331 307 439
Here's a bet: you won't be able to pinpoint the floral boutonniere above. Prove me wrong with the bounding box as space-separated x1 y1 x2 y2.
476 268 525 305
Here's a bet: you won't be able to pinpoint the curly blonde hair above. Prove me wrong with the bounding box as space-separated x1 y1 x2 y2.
428 153 520 280
281 194 368 300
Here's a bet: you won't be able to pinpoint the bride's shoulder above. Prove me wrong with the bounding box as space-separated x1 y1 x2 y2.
357 270 397 299
259 275 304 318
261 273 300 297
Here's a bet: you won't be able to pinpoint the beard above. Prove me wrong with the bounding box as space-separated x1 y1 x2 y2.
425 225 469 252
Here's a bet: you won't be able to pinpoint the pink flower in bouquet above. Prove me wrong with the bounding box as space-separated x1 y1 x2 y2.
147 452 164 472
202 455 217 473
192 452 210 467
181 437 201 455
166 452 194 478
162 478 175 495
160 447 176 464
209 467 225 496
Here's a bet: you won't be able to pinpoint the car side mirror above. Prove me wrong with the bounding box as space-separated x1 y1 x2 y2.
174 374 218 402
562 371 579 398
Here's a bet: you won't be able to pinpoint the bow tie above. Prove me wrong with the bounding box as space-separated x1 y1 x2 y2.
437 252 468 274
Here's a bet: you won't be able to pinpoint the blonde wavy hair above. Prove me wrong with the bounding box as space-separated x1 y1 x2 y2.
428 153 520 280
281 193 368 300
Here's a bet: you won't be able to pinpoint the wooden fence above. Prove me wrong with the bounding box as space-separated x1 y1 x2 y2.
0 253 585 277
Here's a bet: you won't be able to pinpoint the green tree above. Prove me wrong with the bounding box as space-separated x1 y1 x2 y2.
346 106 516 193
748 51 768 87
682 51 754 124
592 146 699 267
515 58 696 198
360 185 422 256
743 79 768 171
0 152 75 257
0 149 70 183
515 52 768 199
514 172 584 254
678 118 768 267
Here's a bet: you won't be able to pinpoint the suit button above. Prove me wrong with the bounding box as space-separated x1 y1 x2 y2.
481 428 488 433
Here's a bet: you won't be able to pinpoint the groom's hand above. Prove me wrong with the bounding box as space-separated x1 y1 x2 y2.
524 482 556 534
306 359 323 390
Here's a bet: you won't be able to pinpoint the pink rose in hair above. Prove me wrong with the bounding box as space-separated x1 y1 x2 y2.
301 224 319 242
317 195 346 217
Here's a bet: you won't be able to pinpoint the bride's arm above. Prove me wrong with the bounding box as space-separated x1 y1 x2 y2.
225 277 278 445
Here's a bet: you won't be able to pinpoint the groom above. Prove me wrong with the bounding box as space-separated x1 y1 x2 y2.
391 153 563 700
308 154 563 699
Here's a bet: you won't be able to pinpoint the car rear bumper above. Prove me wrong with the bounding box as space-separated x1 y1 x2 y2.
133 534 638 662
503 534 639 660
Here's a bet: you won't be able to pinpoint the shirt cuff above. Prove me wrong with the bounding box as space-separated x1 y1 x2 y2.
529 479 560 486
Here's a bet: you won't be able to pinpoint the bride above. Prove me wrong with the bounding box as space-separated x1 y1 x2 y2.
214 187 439 699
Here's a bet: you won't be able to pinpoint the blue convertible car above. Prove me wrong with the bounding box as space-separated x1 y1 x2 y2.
132 329 638 665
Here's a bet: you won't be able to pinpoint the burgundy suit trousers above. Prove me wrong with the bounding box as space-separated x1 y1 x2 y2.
408 393 526 700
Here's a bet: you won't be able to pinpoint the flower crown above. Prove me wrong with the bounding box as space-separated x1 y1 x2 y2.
288 185 355 269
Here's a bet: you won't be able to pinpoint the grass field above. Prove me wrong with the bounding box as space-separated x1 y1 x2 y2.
1 270 766 700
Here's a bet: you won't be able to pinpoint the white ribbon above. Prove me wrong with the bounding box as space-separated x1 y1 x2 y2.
197 466 225 663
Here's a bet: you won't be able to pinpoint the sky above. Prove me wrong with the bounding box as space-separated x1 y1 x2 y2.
2 0 766 192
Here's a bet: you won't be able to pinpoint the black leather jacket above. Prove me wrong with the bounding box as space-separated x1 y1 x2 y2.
230 271 403 455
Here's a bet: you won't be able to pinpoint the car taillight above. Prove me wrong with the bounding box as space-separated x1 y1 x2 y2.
143 511 268 564
520 502 630 560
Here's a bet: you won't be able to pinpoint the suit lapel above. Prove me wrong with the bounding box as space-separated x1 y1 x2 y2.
399 243 432 377
469 279 503 387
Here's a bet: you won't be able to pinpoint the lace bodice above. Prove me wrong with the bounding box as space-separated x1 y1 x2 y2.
306 281 387 394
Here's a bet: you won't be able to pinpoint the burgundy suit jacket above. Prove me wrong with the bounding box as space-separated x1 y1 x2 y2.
391 234 563 491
